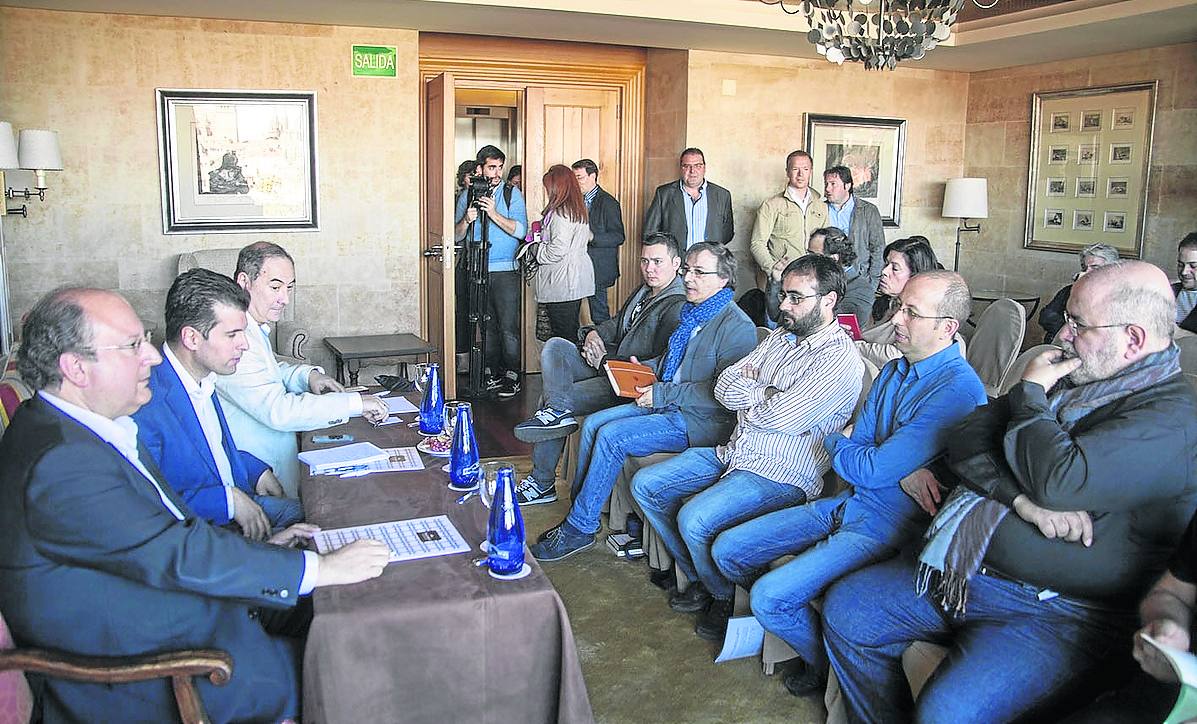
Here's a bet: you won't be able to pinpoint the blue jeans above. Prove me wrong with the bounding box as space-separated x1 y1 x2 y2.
255 494 304 530
822 554 1139 723
588 286 612 325
530 338 619 486
631 447 807 600
710 492 896 675
566 403 688 535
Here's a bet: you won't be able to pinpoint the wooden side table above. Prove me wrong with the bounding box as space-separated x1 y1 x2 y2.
322 333 435 386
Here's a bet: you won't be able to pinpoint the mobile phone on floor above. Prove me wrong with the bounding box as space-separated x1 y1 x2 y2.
313 434 353 444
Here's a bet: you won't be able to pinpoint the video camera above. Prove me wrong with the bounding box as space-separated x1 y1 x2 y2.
465 174 494 210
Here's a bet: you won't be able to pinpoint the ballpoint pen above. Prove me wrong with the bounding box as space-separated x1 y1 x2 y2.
325 464 370 475
456 490 477 504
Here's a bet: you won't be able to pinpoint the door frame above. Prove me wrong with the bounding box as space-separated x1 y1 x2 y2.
417 35 646 377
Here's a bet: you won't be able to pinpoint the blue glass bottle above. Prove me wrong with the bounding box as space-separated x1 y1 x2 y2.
418 363 444 435
448 401 480 491
487 466 526 576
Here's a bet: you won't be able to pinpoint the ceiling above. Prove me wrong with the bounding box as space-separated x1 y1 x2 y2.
6 0 1196 72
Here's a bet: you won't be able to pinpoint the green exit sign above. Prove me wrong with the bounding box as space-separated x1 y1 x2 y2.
352 45 397 77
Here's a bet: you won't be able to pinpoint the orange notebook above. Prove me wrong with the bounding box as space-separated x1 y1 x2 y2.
604 360 657 398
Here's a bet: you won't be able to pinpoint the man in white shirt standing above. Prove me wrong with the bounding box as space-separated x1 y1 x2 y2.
134 268 302 539
750 150 830 283
215 242 388 496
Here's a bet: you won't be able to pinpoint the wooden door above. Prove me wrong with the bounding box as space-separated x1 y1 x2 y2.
522 86 621 372
422 73 458 396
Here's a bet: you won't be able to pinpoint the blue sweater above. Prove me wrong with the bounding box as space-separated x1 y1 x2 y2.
823 343 987 547
454 182 528 272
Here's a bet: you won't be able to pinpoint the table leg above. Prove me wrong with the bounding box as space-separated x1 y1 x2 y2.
348 361 360 387
334 356 345 384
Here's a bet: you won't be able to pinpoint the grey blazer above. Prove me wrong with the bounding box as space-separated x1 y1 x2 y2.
583 275 686 363
644 179 734 247
644 301 757 446
846 196 886 292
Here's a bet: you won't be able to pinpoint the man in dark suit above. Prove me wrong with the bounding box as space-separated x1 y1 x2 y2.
572 158 626 325
643 148 734 249
133 269 302 539
824 164 886 293
0 287 389 722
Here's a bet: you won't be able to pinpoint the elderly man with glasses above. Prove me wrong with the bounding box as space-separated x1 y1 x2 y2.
530 242 756 562
710 270 986 697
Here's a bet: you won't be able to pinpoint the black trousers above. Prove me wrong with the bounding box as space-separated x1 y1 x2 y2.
484 270 522 377
543 299 582 343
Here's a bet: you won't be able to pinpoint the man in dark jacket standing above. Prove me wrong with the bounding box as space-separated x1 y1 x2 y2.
643 148 734 249
572 159 625 325
823 261 1197 722
514 232 686 505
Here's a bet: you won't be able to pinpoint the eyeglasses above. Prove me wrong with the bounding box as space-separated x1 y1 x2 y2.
893 306 953 323
1062 311 1128 335
84 330 153 355
777 291 823 305
680 265 720 278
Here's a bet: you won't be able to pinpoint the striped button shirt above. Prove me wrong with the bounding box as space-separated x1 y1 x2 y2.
714 320 865 497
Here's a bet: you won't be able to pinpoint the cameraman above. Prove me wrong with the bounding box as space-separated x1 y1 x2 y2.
453 145 528 399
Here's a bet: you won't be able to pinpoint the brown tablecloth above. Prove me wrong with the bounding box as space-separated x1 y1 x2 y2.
300 409 593 724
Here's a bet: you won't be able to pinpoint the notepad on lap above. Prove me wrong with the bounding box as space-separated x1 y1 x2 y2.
604 360 657 398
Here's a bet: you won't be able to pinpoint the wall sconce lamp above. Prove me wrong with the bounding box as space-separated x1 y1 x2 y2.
942 177 988 272
1 122 64 218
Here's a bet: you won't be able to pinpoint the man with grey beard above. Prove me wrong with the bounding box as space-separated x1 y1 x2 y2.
823 261 1197 722
631 254 865 639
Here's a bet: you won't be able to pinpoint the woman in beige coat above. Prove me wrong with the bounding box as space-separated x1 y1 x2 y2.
533 164 595 340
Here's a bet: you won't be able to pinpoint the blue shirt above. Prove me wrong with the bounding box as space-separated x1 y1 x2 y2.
454 182 528 272
827 194 856 233
823 343 987 546
681 180 708 248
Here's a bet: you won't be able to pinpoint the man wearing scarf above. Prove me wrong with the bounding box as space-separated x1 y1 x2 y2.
823 261 1197 723
530 242 757 562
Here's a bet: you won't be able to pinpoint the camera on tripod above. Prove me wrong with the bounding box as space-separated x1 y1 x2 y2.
465 174 493 211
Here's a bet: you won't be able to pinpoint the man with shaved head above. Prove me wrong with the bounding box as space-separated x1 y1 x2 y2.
823 262 1197 722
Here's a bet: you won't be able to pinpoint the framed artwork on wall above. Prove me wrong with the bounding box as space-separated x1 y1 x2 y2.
156 89 319 234
1024 81 1156 258
804 113 906 227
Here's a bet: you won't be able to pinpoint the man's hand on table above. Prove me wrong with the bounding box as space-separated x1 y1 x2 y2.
315 539 391 587
309 370 346 394
255 469 286 497
231 488 271 541
360 394 389 424
268 523 320 548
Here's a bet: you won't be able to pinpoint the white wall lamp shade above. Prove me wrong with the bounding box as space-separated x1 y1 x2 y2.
942 177 988 219
0 123 18 170
17 129 63 171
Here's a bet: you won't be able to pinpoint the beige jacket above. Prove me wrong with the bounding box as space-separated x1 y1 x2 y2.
533 213 595 303
750 187 830 274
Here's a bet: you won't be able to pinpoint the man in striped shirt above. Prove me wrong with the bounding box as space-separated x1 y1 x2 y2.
630 255 865 638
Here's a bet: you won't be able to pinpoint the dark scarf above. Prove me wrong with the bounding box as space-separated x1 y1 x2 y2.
660 287 733 382
916 344 1182 616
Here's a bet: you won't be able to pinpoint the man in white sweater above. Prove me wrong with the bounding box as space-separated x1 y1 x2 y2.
215 242 388 496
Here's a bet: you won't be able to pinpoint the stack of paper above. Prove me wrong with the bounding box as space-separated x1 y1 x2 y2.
298 442 390 476
313 515 470 563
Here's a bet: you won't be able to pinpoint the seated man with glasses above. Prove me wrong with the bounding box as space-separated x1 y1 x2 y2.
710 270 986 697
529 242 756 562
822 261 1197 722
630 255 865 642
511 232 686 506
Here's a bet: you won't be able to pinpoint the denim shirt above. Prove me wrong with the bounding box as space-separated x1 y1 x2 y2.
454 182 528 272
681 180 708 248
826 194 856 233
823 343 987 546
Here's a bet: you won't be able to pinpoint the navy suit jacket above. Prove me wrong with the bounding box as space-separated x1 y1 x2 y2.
0 395 305 723
133 355 270 525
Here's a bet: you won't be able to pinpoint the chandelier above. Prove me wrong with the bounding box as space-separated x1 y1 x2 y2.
759 0 997 70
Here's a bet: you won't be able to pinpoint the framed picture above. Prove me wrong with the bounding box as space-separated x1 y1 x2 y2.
1025 81 1157 257
156 88 319 233
805 113 906 227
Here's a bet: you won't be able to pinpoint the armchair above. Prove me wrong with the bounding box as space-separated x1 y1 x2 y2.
176 249 309 363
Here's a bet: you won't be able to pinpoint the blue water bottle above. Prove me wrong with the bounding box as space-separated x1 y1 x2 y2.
418 363 444 435
448 401 480 491
487 466 526 577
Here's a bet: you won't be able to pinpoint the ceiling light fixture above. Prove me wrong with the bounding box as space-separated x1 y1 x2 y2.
759 0 998 70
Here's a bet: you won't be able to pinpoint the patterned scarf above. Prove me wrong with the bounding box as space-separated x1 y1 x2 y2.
916 344 1182 616
660 287 733 382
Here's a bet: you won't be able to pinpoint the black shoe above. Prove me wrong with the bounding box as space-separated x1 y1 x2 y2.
669 582 712 613
626 512 643 540
695 598 734 641
782 664 827 697
496 377 521 400
537 521 563 543
649 568 677 593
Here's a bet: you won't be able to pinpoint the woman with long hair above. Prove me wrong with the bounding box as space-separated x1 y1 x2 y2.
531 164 595 341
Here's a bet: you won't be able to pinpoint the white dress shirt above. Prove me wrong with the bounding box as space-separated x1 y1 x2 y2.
784 185 812 213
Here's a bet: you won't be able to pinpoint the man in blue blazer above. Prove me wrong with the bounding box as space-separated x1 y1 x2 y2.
134 269 302 539
0 287 389 722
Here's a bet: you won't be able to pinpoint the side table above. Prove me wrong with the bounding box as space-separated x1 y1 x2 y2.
322 333 435 386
